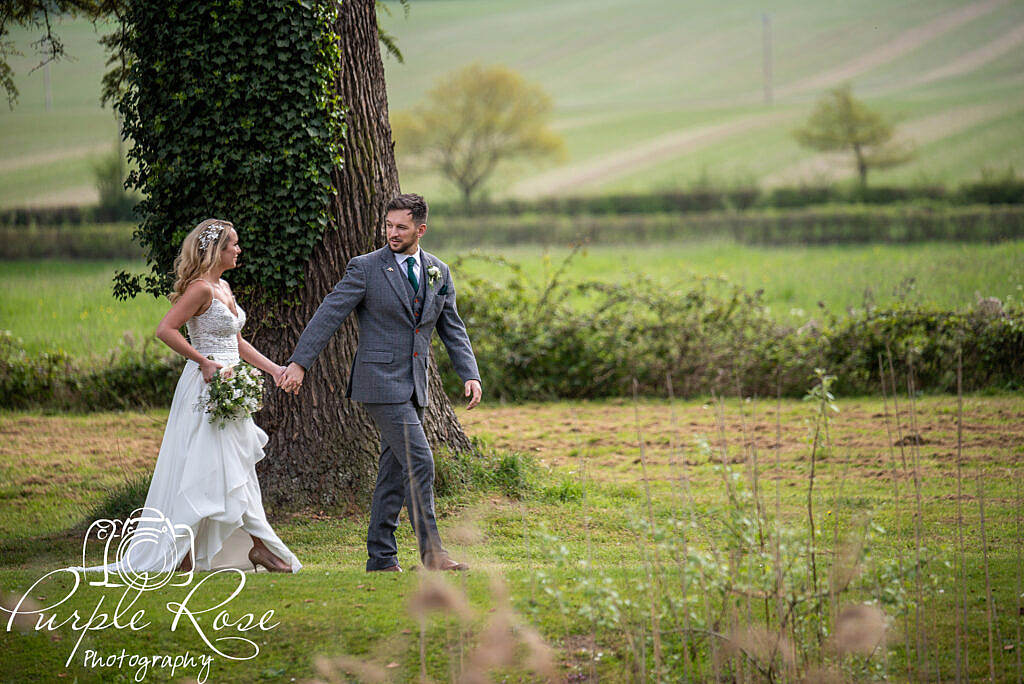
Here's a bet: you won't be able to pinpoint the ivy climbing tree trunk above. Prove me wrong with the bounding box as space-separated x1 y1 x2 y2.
248 0 473 510
114 0 473 511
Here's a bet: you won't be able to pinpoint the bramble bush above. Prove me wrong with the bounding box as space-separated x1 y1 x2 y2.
3 254 1020 410
0 224 142 259
433 252 1023 400
0 330 181 411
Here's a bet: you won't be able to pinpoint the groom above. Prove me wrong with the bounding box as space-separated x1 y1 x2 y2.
279 193 482 572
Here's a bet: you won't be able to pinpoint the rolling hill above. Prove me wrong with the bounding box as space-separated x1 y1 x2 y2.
1 0 1022 206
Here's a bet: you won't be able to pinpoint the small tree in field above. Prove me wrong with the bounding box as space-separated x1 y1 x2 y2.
794 84 913 186
392 63 564 206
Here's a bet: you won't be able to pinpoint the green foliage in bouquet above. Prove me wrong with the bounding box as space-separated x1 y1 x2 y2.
195 361 264 427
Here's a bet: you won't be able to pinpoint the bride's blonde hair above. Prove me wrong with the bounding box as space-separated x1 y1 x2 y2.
170 218 235 303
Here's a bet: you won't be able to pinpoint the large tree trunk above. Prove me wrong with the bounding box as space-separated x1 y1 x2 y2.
248 0 472 511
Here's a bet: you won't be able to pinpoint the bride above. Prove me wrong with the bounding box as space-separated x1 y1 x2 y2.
80 218 300 575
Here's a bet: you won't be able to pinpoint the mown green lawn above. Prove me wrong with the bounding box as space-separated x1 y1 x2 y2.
2 241 1022 357
1 394 1022 681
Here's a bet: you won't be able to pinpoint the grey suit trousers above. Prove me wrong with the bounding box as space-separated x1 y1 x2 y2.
362 401 446 570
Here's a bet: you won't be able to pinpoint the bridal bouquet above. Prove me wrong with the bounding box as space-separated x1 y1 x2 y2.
196 360 264 427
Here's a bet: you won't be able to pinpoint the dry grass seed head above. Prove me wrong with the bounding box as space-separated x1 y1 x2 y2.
448 506 486 545
460 610 517 684
834 603 887 656
311 654 387 683
448 520 485 545
829 532 866 593
803 666 846 683
519 624 558 681
725 625 796 668
407 574 473 621
1 591 42 632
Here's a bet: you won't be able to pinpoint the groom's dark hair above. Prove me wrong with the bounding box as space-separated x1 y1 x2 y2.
385 193 428 226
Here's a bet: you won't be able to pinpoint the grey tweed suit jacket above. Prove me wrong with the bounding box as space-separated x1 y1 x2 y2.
287 246 481 406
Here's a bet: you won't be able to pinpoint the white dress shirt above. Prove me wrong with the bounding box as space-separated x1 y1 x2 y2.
394 247 422 286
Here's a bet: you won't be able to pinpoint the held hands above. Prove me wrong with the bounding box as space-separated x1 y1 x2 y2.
274 363 480 405
465 379 482 410
278 362 305 394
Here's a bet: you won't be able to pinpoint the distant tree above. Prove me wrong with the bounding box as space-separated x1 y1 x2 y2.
391 63 564 206
794 84 913 186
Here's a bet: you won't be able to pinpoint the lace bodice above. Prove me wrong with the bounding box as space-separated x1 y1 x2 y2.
186 298 245 359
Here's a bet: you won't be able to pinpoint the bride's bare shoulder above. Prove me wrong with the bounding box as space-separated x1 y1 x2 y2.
182 279 215 314
185 279 214 298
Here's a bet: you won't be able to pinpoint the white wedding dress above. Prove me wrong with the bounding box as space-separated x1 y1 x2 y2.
74 297 301 577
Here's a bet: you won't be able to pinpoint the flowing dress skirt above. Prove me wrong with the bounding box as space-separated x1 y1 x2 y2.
74 355 301 575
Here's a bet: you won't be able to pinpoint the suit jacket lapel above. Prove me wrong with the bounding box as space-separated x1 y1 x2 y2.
378 248 415 321
420 251 435 318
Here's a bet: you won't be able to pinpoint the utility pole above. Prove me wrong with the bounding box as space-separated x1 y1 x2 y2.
44 61 52 111
762 13 774 106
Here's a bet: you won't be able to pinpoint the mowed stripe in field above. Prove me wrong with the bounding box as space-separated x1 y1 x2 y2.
512 109 796 197
761 100 1020 187
775 0 1008 99
15 185 99 207
0 141 112 174
911 20 1024 87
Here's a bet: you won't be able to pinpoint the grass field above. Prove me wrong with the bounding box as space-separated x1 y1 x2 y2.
2 1 1023 206
2 393 1022 680
2 241 1021 357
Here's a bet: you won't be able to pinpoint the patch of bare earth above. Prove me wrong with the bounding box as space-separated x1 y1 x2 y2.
459 397 1024 485
0 413 163 491
1 397 1018 495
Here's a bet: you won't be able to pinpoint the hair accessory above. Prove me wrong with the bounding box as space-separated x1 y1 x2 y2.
197 223 226 251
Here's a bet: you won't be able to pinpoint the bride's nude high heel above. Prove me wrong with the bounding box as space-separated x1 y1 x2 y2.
248 545 291 573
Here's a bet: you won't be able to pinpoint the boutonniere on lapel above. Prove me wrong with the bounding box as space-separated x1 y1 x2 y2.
427 265 442 288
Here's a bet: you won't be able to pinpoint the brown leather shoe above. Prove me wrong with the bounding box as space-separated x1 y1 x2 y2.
368 564 402 572
423 554 469 572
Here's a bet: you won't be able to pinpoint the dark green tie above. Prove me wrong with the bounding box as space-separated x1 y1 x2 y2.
405 256 419 291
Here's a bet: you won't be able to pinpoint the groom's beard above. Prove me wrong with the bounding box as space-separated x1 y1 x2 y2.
388 236 418 254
